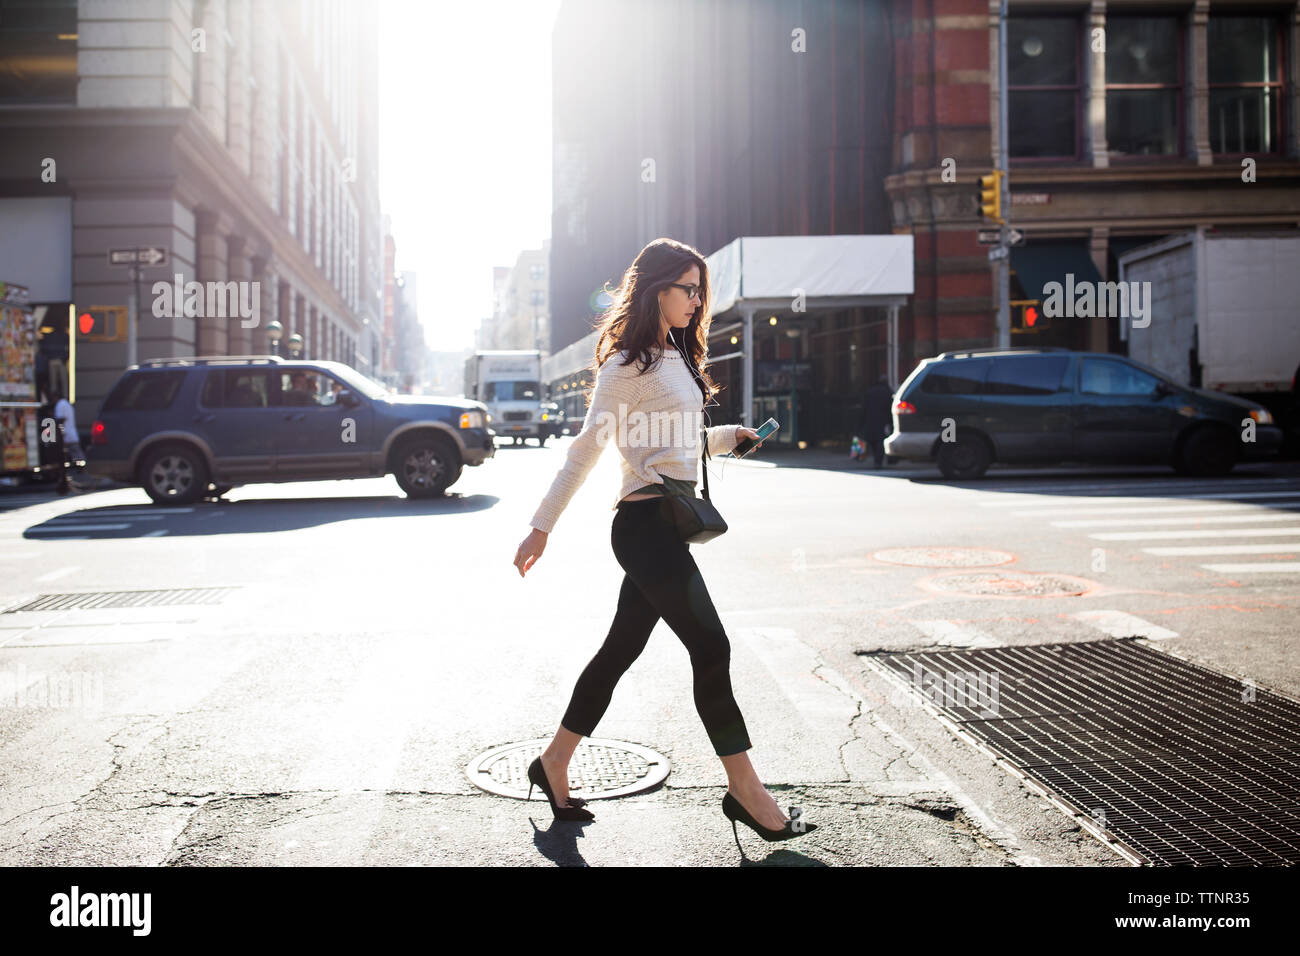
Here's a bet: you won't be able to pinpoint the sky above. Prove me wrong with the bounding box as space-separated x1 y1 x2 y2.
378 0 562 353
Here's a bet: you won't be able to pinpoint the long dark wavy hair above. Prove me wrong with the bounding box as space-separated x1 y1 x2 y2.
583 237 721 410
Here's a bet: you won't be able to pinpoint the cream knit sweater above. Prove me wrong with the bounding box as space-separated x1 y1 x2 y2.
528 345 743 534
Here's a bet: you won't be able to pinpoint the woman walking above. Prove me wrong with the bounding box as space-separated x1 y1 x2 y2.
513 238 816 845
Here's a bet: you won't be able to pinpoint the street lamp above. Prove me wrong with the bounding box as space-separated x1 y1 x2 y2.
266 319 282 356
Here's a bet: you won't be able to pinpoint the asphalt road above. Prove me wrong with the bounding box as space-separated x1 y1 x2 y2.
0 441 1296 866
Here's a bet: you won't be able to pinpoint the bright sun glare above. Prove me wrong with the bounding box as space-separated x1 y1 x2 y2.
378 0 561 352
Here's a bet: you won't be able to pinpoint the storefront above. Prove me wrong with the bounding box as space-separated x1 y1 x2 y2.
0 282 40 481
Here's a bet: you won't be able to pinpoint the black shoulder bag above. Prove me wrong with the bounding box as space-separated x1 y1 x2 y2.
665 342 728 544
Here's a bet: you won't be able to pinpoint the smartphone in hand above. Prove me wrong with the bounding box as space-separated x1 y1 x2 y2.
730 417 780 458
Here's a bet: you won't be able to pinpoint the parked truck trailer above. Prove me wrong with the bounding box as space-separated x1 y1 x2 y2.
1120 231 1300 454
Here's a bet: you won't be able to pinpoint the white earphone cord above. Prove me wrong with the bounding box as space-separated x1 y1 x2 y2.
669 335 727 482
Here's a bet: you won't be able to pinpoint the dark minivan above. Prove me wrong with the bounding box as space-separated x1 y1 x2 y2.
884 348 1282 478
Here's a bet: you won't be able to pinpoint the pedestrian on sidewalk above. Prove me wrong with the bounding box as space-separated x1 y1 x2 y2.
47 387 86 494
513 237 815 844
859 375 894 468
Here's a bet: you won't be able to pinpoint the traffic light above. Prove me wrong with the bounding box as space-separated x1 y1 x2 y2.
76 305 126 342
979 170 1004 224
1010 299 1047 332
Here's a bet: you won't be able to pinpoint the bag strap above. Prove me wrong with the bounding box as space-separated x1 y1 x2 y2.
667 334 714 502
700 414 711 501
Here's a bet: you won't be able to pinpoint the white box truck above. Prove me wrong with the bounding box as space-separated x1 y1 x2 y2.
1120 231 1300 452
463 350 547 446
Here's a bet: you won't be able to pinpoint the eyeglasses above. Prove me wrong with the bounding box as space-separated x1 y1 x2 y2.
667 282 702 301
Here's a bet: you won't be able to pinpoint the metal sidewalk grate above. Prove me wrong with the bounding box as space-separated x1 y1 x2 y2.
3 587 239 613
871 638 1300 866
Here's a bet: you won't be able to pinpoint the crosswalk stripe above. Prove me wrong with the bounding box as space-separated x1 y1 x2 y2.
1013 501 1300 517
47 514 166 522
34 566 79 583
1090 526 1300 540
26 523 131 532
1199 562 1300 574
979 485 1298 506
1072 610 1179 640
1052 512 1300 528
1144 543 1300 556
909 620 999 648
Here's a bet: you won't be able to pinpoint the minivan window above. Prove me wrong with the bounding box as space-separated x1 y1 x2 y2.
920 358 993 394
200 370 273 408
985 356 1069 395
1080 359 1160 396
101 370 186 411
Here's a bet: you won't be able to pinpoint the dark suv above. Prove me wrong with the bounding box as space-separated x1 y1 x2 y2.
885 348 1282 479
86 356 495 503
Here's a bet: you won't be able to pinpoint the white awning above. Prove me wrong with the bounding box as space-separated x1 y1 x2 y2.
705 234 914 317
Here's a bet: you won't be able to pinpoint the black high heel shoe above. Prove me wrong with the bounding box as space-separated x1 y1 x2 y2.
722 791 817 843
527 756 594 821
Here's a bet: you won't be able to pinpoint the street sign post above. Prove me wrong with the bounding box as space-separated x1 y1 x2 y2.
106 246 168 368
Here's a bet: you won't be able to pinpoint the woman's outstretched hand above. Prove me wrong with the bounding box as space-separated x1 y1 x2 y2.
736 426 766 451
515 527 547 577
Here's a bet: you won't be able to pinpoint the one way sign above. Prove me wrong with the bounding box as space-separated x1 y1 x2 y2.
107 246 169 267
977 229 1026 246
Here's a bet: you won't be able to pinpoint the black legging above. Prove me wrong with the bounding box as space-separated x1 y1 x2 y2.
561 496 752 757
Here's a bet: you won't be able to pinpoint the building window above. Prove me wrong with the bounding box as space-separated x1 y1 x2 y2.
529 264 545 280
1008 17 1081 159
1209 16 1283 155
1105 16 1181 157
0 0 77 104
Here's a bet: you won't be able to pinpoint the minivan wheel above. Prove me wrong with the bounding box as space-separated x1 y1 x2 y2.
1175 426 1237 477
393 435 461 497
936 435 993 479
139 442 210 505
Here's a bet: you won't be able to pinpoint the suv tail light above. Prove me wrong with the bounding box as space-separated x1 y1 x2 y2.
90 420 107 444
893 400 916 415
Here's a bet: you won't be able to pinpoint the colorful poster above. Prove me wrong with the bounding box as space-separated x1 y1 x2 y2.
0 303 36 400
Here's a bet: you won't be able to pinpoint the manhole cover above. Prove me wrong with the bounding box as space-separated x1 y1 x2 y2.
921 570 1097 597
467 738 670 800
873 547 1015 568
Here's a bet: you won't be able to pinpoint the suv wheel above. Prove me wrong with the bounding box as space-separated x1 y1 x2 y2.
394 434 461 497
936 435 992 479
140 442 210 504
1175 426 1237 477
